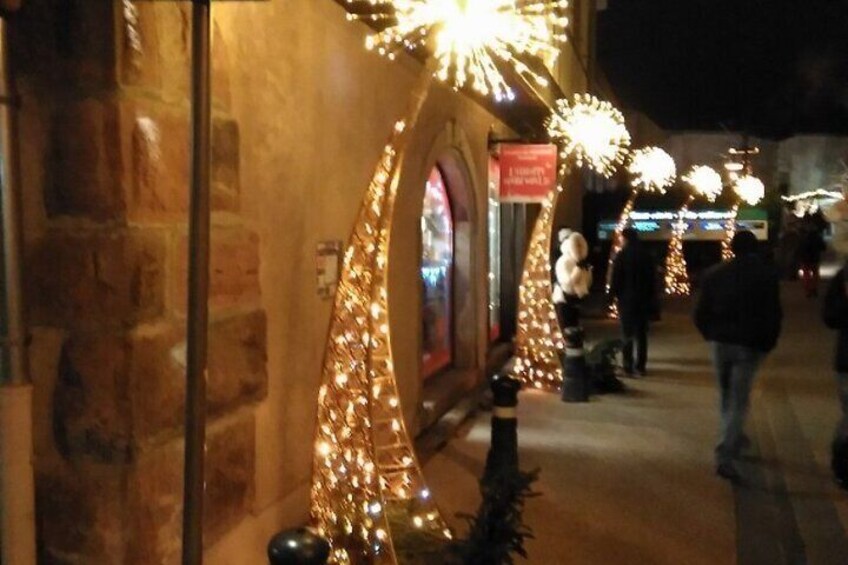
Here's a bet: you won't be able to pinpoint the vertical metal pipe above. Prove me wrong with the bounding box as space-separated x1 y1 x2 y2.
0 11 37 564
182 1 211 563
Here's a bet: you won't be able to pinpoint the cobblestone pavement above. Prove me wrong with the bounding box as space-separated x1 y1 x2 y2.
425 282 848 564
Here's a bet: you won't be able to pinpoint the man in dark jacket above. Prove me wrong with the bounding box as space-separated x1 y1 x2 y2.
821 265 848 490
694 230 782 481
610 228 656 376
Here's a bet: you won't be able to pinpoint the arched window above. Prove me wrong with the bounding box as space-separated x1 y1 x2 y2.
421 167 454 378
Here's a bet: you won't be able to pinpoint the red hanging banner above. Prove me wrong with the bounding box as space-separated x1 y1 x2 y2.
498 144 558 203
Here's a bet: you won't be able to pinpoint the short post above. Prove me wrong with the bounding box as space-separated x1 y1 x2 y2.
559 300 589 402
484 372 521 481
268 527 330 565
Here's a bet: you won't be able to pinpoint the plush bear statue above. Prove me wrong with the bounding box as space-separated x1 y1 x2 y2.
554 229 592 299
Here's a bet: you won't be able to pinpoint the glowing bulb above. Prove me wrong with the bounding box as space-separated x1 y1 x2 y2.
682 165 723 202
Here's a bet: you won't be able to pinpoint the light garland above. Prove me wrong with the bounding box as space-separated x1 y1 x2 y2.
721 203 740 261
546 93 631 177
311 75 449 565
722 174 764 261
664 165 723 296
348 0 571 101
512 185 566 390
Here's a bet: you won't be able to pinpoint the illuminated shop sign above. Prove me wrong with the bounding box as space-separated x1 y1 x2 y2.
598 209 768 242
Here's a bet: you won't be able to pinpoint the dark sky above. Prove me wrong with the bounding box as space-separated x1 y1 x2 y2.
597 0 848 138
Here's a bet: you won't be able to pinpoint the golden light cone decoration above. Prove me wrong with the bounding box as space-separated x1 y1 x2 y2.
513 94 630 388
350 0 571 102
606 146 676 316
311 69 450 565
512 183 567 389
722 174 764 261
665 165 722 296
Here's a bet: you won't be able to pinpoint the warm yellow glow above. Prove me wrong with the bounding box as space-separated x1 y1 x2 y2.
627 147 676 193
734 174 765 206
546 94 631 177
350 0 570 101
682 165 722 202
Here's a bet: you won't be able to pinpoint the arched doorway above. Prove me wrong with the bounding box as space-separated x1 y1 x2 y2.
421 167 454 378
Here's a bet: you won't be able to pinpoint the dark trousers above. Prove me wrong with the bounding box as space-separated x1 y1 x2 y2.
621 317 648 373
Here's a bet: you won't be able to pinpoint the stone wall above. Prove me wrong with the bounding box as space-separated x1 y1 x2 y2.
15 1 265 562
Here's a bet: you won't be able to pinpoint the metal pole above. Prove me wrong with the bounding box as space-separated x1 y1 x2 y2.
182 1 211 563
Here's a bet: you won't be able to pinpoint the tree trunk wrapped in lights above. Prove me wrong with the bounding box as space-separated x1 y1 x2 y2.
512 186 565 390
605 190 638 317
720 203 740 261
311 70 450 565
664 195 694 296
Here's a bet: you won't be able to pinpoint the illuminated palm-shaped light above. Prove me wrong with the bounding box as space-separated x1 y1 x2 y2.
664 165 723 296
546 93 631 177
627 146 677 193
351 0 570 101
734 174 765 205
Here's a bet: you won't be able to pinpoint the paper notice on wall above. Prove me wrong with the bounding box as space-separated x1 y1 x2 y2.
316 241 342 299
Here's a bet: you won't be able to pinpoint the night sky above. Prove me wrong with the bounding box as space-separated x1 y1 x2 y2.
597 0 848 138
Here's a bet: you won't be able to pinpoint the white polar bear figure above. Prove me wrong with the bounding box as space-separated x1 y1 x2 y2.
554 230 592 299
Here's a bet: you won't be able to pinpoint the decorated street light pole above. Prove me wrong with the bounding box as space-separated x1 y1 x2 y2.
307 2 570 562
606 147 676 316
664 165 722 296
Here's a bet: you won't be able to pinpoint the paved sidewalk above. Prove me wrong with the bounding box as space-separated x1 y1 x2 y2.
425 283 848 564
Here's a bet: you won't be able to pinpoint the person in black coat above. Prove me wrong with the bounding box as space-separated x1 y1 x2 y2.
610 228 656 376
694 230 782 481
821 265 848 490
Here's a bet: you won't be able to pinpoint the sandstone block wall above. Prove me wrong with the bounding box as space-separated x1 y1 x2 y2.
14 2 265 562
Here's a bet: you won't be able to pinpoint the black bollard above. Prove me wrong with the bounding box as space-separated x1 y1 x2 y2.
267 527 330 565
559 301 589 402
484 373 521 481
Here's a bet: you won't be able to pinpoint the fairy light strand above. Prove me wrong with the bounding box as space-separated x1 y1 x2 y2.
722 174 764 261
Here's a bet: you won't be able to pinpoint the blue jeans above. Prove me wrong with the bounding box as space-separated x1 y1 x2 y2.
711 342 764 464
836 373 848 441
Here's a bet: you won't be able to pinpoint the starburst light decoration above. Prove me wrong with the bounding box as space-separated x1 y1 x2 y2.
665 165 723 296
348 0 571 101
546 93 631 177
627 146 677 193
311 73 450 565
722 174 765 260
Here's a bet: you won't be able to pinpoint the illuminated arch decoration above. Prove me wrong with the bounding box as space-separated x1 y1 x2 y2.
312 1 571 561
513 94 630 390
664 165 722 296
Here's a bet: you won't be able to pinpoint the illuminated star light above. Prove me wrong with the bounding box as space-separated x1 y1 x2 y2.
734 174 765 206
627 147 676 193
546 93 631 177
348 0 571 101
682 165 723 202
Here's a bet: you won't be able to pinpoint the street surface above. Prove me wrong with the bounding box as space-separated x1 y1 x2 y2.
426 282 848 564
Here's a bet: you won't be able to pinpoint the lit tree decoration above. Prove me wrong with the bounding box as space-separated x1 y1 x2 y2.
546 93 631 176
722 174 765 260
511 95 630 390
351 0 571 101
664 165 722 296
313 2 571 562
606 147 676 315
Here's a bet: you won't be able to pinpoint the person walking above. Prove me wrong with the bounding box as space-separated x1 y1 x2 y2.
694 230 782 481
798 224 826 298
610 227 656 376
821 264 848 490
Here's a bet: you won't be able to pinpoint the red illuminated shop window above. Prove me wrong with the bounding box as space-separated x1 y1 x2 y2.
421 167 454 379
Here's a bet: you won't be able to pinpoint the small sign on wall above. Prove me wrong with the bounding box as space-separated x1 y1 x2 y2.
498 144 558 203
316 240 342 299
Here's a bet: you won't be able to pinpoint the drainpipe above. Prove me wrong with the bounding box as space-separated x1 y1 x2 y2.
0 5 37 564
